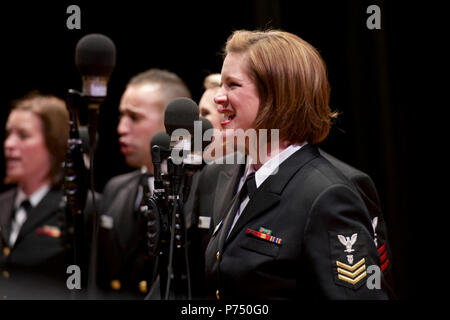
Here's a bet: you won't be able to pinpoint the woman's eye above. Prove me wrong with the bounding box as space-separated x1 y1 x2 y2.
18 130 30 140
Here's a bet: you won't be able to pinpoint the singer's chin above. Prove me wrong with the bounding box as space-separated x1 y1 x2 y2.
122 153 139 168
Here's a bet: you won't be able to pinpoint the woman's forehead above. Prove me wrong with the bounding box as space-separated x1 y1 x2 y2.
7 109 42 131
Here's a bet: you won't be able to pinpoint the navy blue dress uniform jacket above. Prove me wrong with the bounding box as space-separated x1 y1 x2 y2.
194 144 392 300
95 170 154 298
0 187 70 299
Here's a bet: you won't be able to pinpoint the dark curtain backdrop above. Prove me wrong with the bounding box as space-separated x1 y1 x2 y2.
0 0 415 299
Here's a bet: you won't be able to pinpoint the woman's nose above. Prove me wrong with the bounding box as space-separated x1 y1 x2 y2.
214 88 227 106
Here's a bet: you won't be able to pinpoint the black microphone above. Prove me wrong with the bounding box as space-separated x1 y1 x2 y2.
75 33 116 159
164 97 199 144
150 131 170 190
151 131 171 162
75 33 116 101
184 116 212 166
74 34 115 293
164 97 199 197
182 117 212 203
164 97 199 195
199 116 214 156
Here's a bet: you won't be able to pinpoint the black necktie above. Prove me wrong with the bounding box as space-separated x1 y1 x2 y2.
236 171 256 203
224 172 257 240
9 199 32 246
245 172 257 200
21 199 32 213
233 172 257 220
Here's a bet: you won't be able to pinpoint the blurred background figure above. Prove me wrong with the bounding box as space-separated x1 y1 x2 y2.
0 92 71 299
199 73 222 130
95 69 191 298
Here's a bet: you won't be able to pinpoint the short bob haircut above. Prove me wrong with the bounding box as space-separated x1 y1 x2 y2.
224 29 337 145
10 92 70 185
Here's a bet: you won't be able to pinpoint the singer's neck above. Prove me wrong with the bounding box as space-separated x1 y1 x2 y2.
144 162 154 175
19 177 51 196
251 140 290 171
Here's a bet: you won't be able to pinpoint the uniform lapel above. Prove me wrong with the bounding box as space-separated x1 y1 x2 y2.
0 188 16 245
210 164 242 255
212 164 242 225
15 188 62 246
217 185 248 253
117 174 141 250
225 144 320 244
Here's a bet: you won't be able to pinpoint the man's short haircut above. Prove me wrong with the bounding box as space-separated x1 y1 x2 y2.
127 68 191 102
203 73 221 90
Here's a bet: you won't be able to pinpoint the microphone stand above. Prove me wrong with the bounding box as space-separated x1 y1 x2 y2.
62 89 89 295
165 148 192 300
62 89 104 297
144 145 170 299
82 94 104 297
145 146 192 300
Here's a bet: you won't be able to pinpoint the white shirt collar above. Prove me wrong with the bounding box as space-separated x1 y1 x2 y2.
244 142 307 188
15 184 51 209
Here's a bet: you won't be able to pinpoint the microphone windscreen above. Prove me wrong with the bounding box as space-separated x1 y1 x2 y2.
198 117 213 151
151 131 170 150
164 98 199 136
75 34 116 77
199 117 213 134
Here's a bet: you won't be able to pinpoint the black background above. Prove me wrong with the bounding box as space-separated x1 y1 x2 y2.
0 0 423 300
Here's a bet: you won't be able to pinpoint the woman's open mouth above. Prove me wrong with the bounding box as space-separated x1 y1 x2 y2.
220 112 235 126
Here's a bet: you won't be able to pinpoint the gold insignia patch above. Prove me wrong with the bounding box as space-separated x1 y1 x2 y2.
336 258 367 285
329 229 370 289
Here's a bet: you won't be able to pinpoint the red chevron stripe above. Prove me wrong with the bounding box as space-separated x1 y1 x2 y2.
381 259 389 272
380 250 387 263
378 243 386 255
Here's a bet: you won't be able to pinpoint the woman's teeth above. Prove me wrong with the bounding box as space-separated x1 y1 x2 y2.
223 113 235 121
221 113 235 126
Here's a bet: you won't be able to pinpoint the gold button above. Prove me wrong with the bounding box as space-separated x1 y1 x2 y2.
216 289 220 300
110 280 121 291
3 247 10 257
2 271 10 279
138 280 147 293
216 251 220 262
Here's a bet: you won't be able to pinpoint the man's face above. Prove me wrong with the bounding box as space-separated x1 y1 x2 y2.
117 83 166 170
